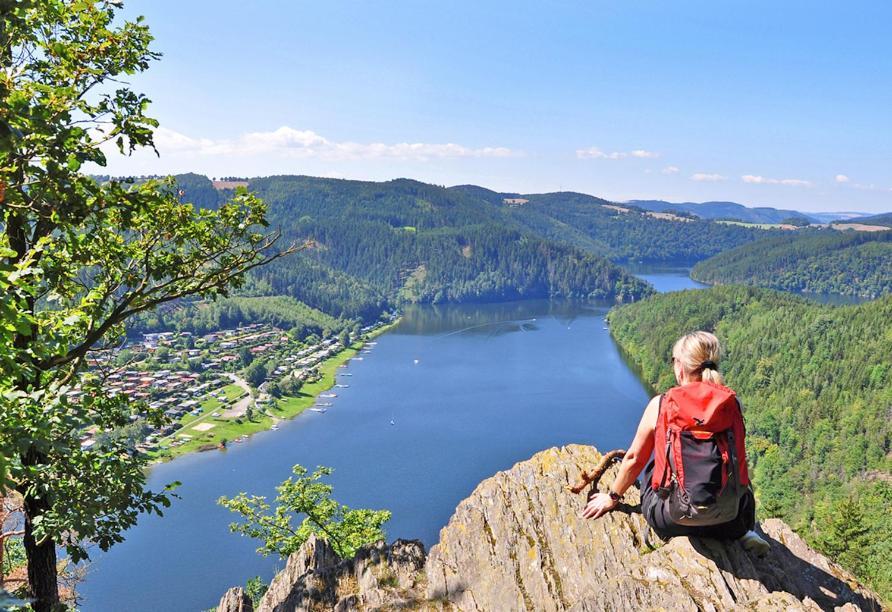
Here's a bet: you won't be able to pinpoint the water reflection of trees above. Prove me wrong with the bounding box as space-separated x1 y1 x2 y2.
395 300 611 337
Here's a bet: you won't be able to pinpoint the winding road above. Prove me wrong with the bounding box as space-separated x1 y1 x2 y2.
221 373 253 418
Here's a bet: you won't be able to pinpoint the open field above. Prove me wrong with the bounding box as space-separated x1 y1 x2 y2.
832 223 890 232
717 220 798 230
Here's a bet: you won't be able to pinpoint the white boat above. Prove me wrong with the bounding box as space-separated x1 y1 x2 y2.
316 402 333 407
354 357 364 361
340 373 353 376
336 384 349 388
310 407 327 413
320 393 337 398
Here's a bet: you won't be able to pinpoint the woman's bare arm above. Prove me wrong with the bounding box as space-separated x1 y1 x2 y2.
581 395 660 519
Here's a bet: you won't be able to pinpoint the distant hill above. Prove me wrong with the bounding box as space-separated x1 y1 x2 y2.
630 200 881 225
835 212 892 228
168 175 781 320
691 228 892 298
208 176 656 316
450 187 769 262
809 211 873 224
628 199 817 224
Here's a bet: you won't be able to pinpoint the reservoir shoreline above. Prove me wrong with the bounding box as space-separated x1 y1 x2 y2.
77 268 701 612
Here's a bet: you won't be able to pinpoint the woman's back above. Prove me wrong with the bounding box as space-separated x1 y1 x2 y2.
582 331 770 555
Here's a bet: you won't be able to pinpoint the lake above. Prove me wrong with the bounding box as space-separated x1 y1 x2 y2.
78 269 702 611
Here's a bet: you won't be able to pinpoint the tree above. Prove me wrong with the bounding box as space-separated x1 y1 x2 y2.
238 346 254 366
0 491 24 588
219 465 391 559
816 496 870 574
780 216 811 227
0 3 295 609
244 359 268 387
244 576 268 608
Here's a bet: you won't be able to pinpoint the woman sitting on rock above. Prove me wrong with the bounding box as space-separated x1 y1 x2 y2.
582 330 770 555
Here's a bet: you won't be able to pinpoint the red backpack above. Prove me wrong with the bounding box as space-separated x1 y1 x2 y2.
652 381 750 526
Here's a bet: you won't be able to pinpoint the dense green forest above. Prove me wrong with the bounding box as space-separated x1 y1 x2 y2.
130 295 353 339
692 229 892 298
450 186 769 261
217 176 656 310
163 175 776 328
608 287 892 598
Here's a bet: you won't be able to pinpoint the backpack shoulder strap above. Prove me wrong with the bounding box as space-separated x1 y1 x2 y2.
655 394 673 491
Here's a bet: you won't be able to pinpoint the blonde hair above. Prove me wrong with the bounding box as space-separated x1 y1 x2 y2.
672 330 724 385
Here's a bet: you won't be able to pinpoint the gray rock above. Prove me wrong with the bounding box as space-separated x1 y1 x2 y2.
219 445 883 611
425 444 881 611
217 586 253 612
249 535 427 611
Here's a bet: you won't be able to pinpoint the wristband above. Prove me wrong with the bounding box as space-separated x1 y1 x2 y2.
608 490 623 503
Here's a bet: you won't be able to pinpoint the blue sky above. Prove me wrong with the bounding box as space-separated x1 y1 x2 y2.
105 1 892 213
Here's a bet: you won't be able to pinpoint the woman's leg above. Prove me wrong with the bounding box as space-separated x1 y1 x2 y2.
696 489 755 540
640 459 698 538
640 463 757 541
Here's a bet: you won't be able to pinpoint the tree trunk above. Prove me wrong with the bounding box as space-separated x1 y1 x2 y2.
23 492 60 612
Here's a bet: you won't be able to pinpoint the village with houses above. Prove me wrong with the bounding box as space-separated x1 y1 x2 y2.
75 317 394 461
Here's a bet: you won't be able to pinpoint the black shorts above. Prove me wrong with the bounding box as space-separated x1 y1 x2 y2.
639 458 755 540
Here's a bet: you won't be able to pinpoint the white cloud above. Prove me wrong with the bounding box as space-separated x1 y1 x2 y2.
153 127 216 152
630 149 660 159
152 126 518 161
662 165 680 175
741 174 812 187
690 172 727 182
576 147 659 160
835 174 850 183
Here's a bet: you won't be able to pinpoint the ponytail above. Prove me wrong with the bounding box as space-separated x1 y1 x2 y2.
672 331 725 385
699 362 724 386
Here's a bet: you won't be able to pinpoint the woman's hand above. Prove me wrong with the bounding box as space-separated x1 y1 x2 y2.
581 492 618 519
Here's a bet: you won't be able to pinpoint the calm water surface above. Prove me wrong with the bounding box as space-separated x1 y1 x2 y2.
79 269 699 611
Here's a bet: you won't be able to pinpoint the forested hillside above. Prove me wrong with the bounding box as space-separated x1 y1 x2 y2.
841 212 892 228
168 174 774 326
451 186 768 261
129 295 353 339
629 199 815 224
608 287 892 598
233 176 655 311
692 229 892 298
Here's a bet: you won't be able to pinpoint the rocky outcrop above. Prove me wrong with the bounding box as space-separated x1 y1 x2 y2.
217 587 253 612
218 536 427 612
218 445 883 611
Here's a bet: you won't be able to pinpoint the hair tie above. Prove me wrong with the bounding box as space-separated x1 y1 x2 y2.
700 360 717 371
